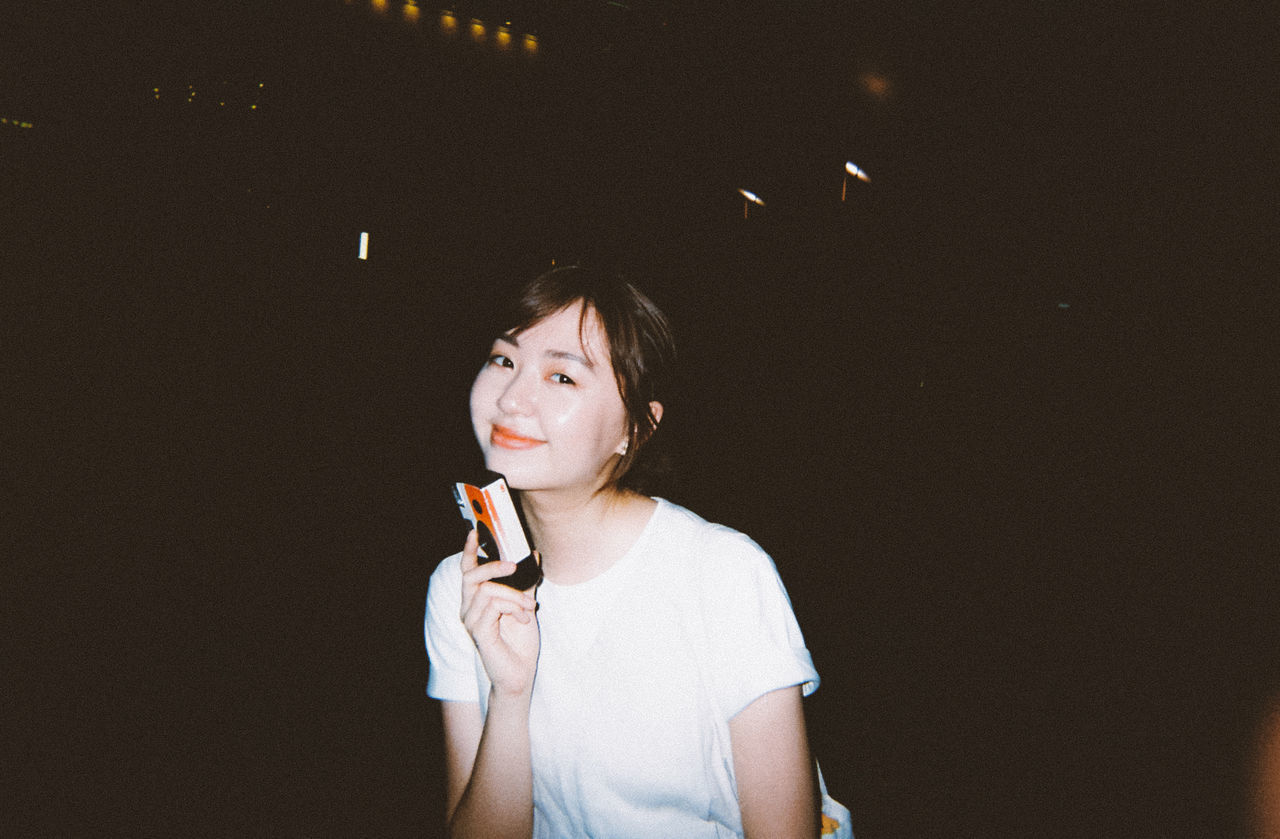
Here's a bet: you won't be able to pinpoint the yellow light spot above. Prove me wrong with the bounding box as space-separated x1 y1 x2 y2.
403 0 419 23
495 25 512 49
522 33 539 54
469 18 485 42
440 10 457 35
370 0 388 14
250 104 257 110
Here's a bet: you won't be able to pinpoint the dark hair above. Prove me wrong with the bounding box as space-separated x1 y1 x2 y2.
498 265 676 494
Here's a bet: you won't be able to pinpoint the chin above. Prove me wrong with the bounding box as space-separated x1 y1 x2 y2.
482 451 535 485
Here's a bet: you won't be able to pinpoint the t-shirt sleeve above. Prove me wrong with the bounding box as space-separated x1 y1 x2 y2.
697 532 820 719
424 553 482 702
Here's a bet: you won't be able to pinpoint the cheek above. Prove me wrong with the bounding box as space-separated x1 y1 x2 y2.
542 397 584 437
545 398 626 448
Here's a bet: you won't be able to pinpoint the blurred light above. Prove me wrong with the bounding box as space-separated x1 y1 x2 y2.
370 0 388 15
469 18 486 42
844 161 870 182
858 72 891 100
359 232 369 261
738 188 764 206
1058 303 1070 309
495 24 512 49
440 10 457 35
403 0 419 23
522 33 539 54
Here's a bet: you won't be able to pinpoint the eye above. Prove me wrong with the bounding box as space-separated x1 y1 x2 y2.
487 353 514 369
549 372 576 385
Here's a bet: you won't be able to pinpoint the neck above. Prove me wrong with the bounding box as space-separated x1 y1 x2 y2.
517 485 654 585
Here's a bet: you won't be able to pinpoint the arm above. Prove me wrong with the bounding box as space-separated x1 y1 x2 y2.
442 693 534 839
730 685 821 839
440 531 541 839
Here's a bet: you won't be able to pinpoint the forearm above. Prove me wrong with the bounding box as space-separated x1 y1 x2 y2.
449 690 535 839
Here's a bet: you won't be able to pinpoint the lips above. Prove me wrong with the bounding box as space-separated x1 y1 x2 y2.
490 425 546 450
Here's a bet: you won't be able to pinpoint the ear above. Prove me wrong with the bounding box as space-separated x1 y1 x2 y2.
648 401 664 430
616 403 664 456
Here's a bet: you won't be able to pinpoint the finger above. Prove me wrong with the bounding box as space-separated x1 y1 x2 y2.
459 529 480 572
466 593 537 634
463 578 537 619
475 580 538 612
463 559 520 586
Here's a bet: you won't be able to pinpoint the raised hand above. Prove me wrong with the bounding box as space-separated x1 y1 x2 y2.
459 529 541 698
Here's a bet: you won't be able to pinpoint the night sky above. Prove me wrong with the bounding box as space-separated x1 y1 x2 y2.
4 2 1276 836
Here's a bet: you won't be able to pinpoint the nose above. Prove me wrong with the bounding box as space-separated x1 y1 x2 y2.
496 368 536 416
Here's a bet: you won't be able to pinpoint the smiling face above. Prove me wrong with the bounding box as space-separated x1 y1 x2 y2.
469 301 631 495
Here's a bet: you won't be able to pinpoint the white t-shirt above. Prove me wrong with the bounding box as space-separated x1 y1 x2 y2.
425 498 819 838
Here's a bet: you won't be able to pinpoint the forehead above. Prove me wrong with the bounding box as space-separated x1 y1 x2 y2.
509 301 610 363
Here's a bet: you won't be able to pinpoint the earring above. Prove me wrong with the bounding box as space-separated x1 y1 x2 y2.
618 439 629 456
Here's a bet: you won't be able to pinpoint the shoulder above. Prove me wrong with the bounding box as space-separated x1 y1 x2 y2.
650 500 780 585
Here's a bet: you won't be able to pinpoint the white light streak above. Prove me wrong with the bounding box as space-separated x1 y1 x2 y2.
844 161 870 182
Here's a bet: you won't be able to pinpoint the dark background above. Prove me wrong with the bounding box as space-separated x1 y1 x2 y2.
4 2 1276 836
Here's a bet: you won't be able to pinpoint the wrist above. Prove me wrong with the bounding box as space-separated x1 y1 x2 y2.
489 683 534 708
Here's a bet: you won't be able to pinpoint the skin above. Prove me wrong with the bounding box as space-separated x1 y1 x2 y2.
442 301 820 838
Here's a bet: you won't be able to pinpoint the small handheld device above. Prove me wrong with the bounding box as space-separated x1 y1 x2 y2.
452 471 541 590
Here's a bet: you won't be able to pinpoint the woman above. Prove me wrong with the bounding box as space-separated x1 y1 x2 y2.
425 266 822 838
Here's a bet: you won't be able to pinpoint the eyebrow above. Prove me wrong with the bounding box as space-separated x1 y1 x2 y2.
497 333 595 368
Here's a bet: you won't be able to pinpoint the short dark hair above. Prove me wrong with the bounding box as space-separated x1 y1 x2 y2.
497 265 676 494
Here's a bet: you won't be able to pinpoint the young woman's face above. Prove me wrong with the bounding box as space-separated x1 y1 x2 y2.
469 301 630 494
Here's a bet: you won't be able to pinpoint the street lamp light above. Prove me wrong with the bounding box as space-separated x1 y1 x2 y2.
842 161 869 201
738 188 765 219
